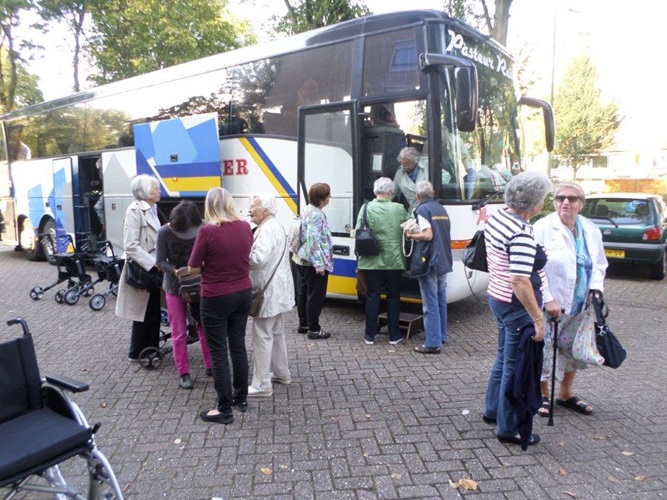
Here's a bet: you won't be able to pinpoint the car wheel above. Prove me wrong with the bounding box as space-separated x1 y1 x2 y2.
650 251 666 280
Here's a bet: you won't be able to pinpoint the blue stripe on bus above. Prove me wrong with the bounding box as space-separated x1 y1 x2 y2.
155 161 221 178
245 137 297 205
332 257 357 278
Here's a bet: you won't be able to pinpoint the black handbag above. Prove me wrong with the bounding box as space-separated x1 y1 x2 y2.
409 240 432 277
125 259 163 291
591 295 627 369
355 203 380 257
461 229 488 272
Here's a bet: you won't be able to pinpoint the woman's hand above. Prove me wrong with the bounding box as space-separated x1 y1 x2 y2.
544 300 563 321
315 267 325 276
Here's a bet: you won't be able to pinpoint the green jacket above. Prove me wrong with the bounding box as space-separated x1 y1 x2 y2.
356 198 408 270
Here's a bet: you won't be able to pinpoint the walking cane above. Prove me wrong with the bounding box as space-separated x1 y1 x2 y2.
547 309 564 427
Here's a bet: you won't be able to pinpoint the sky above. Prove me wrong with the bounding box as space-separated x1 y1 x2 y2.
24 0 664 150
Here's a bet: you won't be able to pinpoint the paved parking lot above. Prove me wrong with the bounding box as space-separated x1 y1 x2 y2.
1 243 666 499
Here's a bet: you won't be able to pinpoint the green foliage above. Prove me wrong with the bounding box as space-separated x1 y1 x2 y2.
276 0 371 35
87 0 256 84
553 54 620 179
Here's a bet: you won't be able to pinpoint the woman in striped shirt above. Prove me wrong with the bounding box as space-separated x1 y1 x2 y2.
482 170 552 447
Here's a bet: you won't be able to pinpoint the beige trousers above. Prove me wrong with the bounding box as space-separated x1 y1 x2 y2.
250 312 290 390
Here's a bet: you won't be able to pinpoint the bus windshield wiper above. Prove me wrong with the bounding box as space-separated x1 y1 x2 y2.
472 190 502 211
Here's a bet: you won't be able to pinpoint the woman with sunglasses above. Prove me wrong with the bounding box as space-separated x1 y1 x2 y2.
533 182 608 417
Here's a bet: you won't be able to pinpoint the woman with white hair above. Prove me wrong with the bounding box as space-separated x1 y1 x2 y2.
393 146 427 212
356 177 408 345
189 187 253 425
482 170 552 447
247 192 294 397
116 174 163 363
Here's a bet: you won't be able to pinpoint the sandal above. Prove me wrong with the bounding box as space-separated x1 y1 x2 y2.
556 396 593 415
537 396 551 418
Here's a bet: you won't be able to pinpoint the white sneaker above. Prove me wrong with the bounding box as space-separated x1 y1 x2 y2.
271 376 292 385
248 385 273 397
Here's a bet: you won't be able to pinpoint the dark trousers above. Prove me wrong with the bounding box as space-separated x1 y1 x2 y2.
363 269 402 340
200 289 252 411
129 288 161 359
295 264 328 333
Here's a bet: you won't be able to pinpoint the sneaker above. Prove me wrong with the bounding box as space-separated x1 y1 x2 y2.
128 357 140 364
363 335 375 345
248 385 273 397
389 337 404 346
199 408 234 424
271 376 292 385
232 399 248 412
297 326 309 334
307 330 331 340
414 345 441 354
179 373 194 390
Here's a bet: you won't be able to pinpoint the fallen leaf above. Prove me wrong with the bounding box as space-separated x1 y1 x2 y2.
592 435 610 440
563 491 577 498
607 475 621 483
390 473 402 480
462 409 470 415
365 414 371 419
363 452 369 457
174 438 181 445
634 475 647 482
99 402 107 408
448 480 460 488
559 468 568 476
558 441 566 447
330 417 339 422
279 464 288 471
622 451 634 456
260 467 272 475
459 479 478 491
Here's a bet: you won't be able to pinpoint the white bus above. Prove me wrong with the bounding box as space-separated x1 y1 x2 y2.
0 9 553 303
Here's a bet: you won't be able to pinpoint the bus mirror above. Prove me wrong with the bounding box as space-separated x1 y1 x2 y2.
518 96 555 152
419 53 478 133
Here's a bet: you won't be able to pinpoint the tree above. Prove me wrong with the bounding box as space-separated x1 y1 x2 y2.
86 0 256 84
276 0 371 35
37 0 99 93
444 0 513 45
553 55 620 179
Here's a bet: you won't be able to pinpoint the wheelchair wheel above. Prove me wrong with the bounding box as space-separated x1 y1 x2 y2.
139 347 163 370
54 289 66 303
160 308 169 326
64 289 80 305
83 287 95 297
158 330 171 349
30 287 44 300
89 294 106 311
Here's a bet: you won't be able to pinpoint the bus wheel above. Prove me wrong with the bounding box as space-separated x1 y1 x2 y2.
41 219 57 265
22 218 45 262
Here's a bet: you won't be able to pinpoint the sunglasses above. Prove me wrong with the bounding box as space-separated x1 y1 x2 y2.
555 195 581 203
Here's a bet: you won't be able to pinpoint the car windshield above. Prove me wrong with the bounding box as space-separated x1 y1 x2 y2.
583 198 653 225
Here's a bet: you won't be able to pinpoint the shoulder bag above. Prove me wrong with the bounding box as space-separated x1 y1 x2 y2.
250 233 287 317
461 229 488 272
591 295 627 369
125 258 163 291
355 203 380 257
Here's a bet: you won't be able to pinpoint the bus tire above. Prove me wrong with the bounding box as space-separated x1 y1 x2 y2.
41 219 58 265
22 217 45 262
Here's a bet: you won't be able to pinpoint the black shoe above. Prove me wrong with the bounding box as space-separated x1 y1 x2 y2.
179 374 193 390
199 409 234 424
482 414 496 425
308 330 330 340
205 368 213 377
233 399 248 412
297 326 309 334
414 345 441 354
497 434 540 446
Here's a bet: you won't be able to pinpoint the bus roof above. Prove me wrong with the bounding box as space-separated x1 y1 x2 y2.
1 9 508 122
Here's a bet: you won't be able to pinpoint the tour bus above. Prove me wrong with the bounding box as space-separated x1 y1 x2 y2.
0 9 553 303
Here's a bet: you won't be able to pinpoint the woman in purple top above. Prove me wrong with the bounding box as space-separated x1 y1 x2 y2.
189 187 253 425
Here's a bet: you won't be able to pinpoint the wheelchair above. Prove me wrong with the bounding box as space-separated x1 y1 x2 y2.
0 318 123 499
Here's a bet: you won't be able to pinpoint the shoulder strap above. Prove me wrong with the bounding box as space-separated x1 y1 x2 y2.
362 203 369 229
261 233 287 293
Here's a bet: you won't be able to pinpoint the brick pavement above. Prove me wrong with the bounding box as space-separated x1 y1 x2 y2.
1 244 666 499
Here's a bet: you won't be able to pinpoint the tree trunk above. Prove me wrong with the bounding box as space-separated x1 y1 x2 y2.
491 0 512 46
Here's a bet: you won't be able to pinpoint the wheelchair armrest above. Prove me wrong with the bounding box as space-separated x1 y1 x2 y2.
45 374 89 393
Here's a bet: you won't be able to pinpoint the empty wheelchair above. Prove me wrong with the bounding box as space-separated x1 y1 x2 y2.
0 318 123 499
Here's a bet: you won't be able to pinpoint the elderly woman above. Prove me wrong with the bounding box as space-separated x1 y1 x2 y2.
247 193 294 397
393 147 427 212
356 177 408 345
292 182 334 340
534 182 607 417
155 201 212 390
482 171 551 447
116 174 162 363
189 188 253 425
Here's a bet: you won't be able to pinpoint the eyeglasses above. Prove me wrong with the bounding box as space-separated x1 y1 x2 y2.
555 195 581 203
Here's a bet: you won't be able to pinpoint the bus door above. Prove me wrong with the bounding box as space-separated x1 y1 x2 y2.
298 102 359 298
72 155 104 252
51 157 74 255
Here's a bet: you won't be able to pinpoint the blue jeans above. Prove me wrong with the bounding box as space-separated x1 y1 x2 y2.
363 269 402 341
484 297 531 438
417 270 448 348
